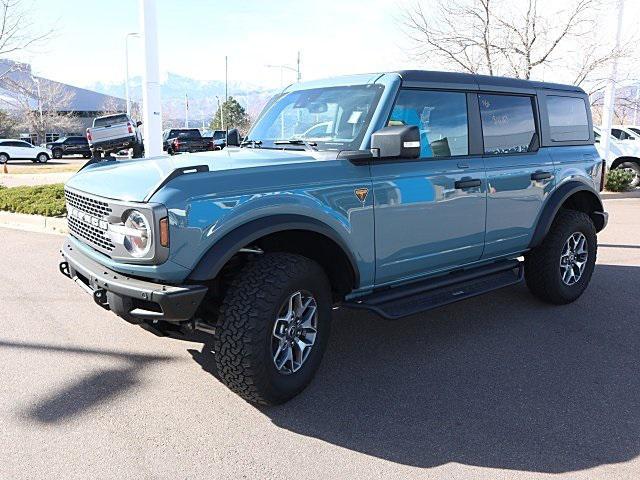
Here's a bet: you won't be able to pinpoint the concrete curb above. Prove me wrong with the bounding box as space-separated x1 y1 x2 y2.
0 211 67 235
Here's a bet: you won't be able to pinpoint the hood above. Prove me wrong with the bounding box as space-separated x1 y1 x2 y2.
64 148 323 202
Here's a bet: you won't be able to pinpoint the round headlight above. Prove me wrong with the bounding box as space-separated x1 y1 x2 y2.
123 210 151 257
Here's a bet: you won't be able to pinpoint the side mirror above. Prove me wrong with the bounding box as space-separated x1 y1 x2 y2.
136 121 142 127
371 125 420 159
227 128 240 147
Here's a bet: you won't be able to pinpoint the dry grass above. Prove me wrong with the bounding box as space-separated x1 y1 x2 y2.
1 163 81 174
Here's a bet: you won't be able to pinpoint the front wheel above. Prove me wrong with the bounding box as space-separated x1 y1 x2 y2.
524 209 597 304
214 253 332 405
618 162 640 188
0 153 8 164
37 153 49 163
52 149 63 159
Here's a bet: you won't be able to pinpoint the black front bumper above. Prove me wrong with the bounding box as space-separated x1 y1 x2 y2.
60 241 207 323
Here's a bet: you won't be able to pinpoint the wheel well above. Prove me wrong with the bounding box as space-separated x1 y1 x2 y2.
560 190 605 231
255 230 355 298
611 156 640 169
215 229 357 301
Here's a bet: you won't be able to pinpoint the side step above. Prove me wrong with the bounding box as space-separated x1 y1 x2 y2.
343 260 523 320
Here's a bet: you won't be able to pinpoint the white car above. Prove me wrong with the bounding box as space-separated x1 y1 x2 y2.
0 139 52 164
611 125 640 142
594 127 640 187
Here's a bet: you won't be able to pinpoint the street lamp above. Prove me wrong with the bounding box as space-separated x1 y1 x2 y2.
265 63 299 87
125 32 141 116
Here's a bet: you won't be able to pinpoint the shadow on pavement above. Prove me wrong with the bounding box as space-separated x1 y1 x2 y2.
0 341 176 424
192 263 640 474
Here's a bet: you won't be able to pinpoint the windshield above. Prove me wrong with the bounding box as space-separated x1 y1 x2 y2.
94 114 129 127
247 84 384 150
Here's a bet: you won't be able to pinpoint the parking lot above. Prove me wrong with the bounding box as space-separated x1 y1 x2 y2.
1 191 639 479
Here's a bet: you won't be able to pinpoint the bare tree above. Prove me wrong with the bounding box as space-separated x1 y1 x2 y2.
0 0 53 78
0 75 81 141
399 0 635 92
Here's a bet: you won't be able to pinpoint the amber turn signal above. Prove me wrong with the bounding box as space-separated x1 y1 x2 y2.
159 217 170 247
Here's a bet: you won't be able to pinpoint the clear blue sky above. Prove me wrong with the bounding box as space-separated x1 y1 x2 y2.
20 0 415 89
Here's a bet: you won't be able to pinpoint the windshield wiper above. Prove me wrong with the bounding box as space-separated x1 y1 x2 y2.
273 139 318 151
240 139 262 148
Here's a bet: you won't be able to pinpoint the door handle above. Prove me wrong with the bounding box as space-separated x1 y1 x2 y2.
457 161 470 169
531 171 552 181
455 179 481 189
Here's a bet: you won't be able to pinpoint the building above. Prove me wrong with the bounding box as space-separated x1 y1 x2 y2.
0 59 128 144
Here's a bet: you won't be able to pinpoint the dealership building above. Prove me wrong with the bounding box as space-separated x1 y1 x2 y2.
0 59 127 144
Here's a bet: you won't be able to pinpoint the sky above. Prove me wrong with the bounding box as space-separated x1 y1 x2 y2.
18 0 417 90
11 0 640 93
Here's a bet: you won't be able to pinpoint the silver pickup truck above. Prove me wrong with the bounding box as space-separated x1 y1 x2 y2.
86 113 144 158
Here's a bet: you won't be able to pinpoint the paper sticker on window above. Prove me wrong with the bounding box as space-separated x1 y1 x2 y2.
347 111 363 124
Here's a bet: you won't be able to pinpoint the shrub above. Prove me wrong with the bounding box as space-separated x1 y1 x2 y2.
0 183 66 216
606 169 634 192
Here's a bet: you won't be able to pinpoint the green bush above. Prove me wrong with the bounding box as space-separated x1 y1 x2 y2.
606 169 634 192
0 183 66 216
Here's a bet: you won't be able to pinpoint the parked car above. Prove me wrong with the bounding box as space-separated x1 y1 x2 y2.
60 70 607 405
46 136 92 159
610 125 640 142
162 128 211 154
201 130 227 150
86 113 144 158
0 139 51 163
624 125 640 136
594 126 640 187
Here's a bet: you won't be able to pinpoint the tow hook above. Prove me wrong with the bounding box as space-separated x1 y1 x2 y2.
59 261 71 279
93 289 110 310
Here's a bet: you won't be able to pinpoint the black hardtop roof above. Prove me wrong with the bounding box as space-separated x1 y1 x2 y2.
396 70 585 93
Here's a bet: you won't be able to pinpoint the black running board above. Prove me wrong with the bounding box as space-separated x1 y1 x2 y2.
343 260 523 320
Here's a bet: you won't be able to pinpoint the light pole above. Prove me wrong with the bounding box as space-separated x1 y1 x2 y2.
600 0 625 164
265 63 299 87
125 32 140 117
139 0 162 157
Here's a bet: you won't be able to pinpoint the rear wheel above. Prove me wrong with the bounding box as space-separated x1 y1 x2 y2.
618 161 640 188
0 153 9 164
524 209 597 304
214 253 332 405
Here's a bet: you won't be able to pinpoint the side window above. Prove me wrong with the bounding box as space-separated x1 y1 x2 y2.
388 89 469 158
547 95 589 142
479 94 537 154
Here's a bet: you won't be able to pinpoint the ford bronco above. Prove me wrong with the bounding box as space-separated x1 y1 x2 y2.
59 71 607 405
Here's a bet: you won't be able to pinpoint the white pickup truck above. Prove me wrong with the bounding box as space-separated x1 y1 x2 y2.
86 113 144 158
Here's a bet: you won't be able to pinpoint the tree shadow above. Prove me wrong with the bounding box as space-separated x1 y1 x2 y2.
191 263 640 474
0 341 176 424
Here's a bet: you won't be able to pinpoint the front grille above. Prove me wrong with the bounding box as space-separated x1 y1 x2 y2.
67 215 115 252
65 188 115 253
65 189 112 217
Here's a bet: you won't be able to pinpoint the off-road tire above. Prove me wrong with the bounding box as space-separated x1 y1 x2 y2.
617 161 640 188
214 253 332 405
132 144 144 159
524 209 597 304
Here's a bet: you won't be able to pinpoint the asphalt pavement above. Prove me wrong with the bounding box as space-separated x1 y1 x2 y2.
1 192 639 479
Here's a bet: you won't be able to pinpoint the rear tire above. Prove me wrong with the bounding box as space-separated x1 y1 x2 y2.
524 209 597 304
0 153 9 164
214 253 332 405
617 161 640 188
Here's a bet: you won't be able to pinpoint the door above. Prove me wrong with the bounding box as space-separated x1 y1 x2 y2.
371 89 487 286
479 93 555 258
11 141 35 159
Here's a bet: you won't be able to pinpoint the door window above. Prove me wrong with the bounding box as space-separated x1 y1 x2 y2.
388 90 469 157
479 94 537 154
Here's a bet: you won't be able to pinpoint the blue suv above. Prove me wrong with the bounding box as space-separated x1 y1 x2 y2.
59 71 607 405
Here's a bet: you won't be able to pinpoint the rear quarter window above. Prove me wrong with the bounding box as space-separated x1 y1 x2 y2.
547 96 589 142
479 94 537 154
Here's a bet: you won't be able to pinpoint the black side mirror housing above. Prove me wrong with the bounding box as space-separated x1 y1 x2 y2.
371 125 420 159
136 121 142 127
227 128 240 147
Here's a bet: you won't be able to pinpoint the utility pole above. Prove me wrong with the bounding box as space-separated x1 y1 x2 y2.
224 56 228 134
124 32 140 117
139 0 162 157
600 0 625 164
184 93 189 128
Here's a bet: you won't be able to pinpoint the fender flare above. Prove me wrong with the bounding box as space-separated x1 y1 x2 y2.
529 181 605 249
187 214 360 286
